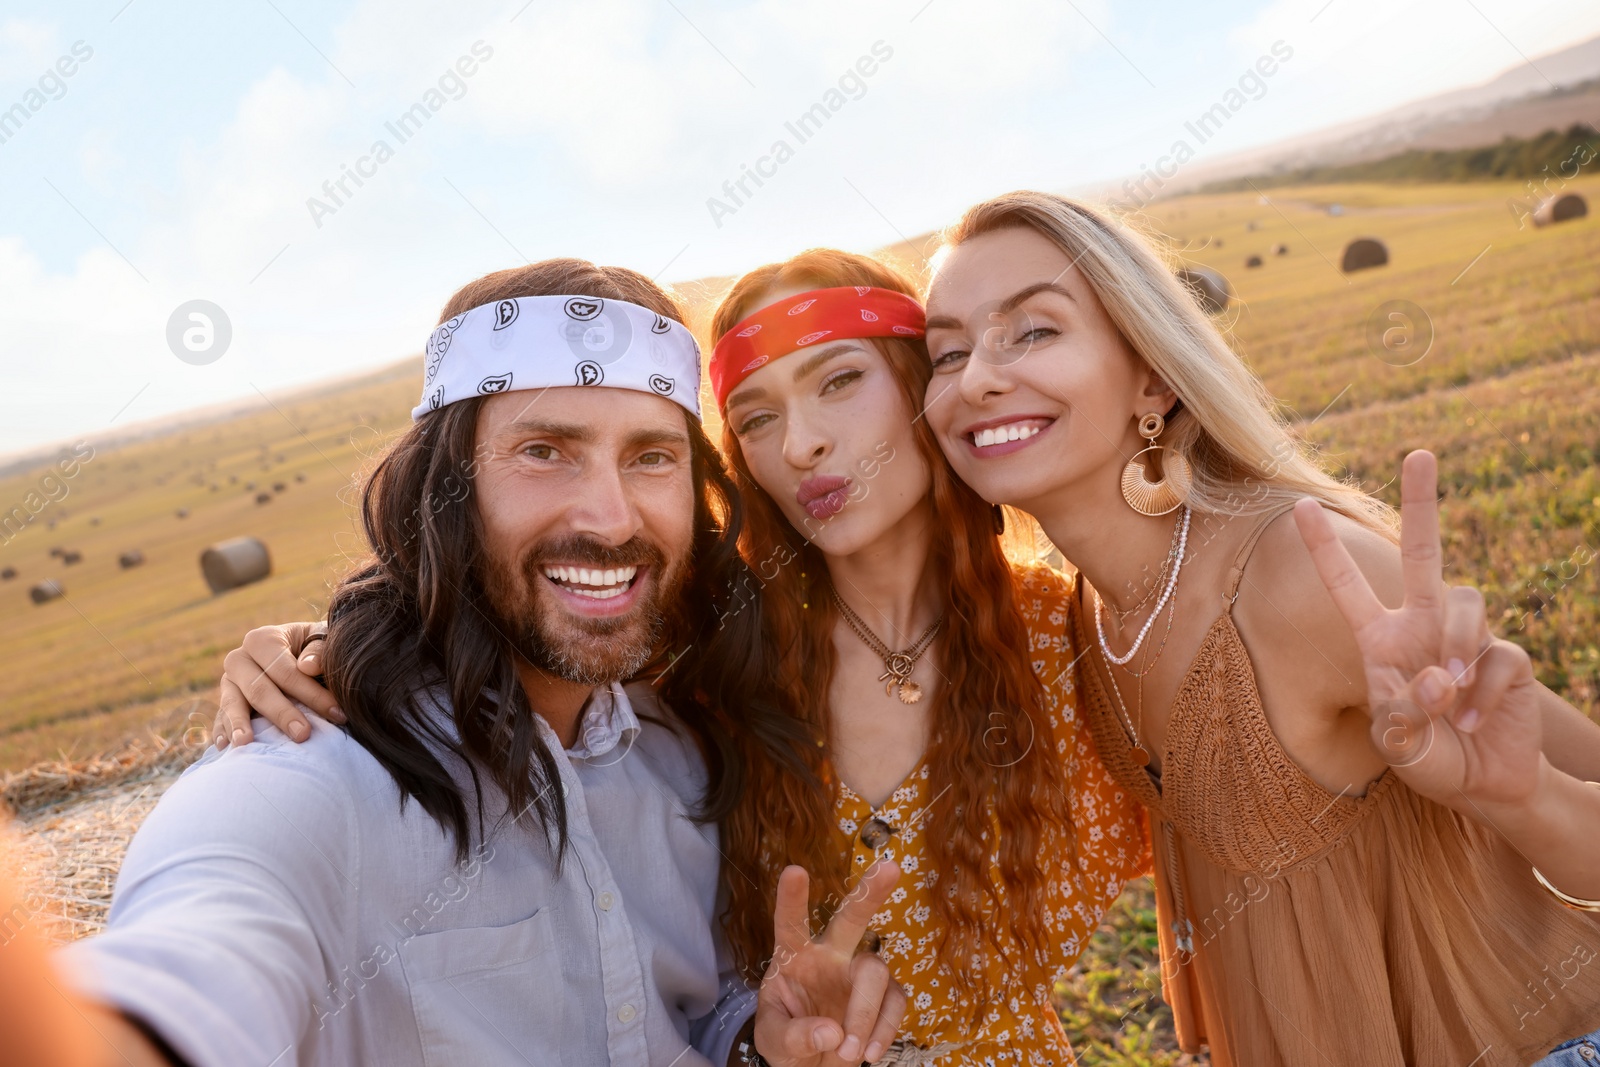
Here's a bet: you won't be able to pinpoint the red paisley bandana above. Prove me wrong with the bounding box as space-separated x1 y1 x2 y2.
710 286 926 409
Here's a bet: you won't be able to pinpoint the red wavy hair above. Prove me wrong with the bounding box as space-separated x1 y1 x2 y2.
710 249 1076 1012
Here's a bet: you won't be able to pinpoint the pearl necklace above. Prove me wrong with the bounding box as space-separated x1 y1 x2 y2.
1095 507 1191 666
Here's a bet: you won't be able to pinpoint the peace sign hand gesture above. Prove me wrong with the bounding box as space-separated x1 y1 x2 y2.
1293 450 1543 813
753 859 907 1067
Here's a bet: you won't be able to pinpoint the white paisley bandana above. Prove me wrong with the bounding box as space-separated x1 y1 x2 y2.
413 294 703 421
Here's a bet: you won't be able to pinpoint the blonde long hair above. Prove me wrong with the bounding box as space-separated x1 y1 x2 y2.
942 191 1395 535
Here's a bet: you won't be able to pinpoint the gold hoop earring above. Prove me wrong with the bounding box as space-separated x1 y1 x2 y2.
1121 411 1192 516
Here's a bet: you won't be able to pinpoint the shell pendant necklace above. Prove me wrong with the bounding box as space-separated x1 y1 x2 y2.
829 587 945 705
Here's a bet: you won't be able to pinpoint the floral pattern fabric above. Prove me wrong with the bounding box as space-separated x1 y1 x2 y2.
832 562 1151 1064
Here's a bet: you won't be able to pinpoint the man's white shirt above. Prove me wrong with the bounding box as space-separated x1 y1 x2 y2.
60 681 755 1066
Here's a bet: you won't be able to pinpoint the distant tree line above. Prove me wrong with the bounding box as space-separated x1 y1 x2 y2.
1200 123 1599 192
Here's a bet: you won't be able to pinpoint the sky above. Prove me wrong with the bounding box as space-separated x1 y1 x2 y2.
2 0 1598 457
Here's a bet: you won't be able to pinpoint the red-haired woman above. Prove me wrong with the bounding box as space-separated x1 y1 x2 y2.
215 248 1149 1064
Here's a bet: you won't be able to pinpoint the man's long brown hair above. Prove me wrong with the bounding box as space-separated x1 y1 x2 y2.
321 259 748 861
709 249 1077 1009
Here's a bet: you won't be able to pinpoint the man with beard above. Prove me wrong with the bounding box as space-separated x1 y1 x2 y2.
54 260 906 1067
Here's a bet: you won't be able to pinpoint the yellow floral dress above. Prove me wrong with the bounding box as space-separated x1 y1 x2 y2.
834 562 1150 1064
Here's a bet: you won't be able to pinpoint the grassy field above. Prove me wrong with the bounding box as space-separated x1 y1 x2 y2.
2 177 1597 1063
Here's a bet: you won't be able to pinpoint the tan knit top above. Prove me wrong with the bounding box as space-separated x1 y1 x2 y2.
1072 507 1600 1067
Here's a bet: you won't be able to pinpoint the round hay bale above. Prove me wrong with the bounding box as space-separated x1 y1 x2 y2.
118 550 145 569
60 550 83 566
254 492 273 505
30 579 64 605
294 472 306 483
1533 193 1587 227
89 516 100 526
1245 255 1264 269
244 481 256 491
272 482 286 493
48 547 64 559
1341 237 1389 273
1176 267 1233 315
1272 243 1289 255
200 537 271 594
176 508 189 519
1 566 16 580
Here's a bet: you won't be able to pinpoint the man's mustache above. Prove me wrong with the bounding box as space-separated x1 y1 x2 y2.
524 535 664 573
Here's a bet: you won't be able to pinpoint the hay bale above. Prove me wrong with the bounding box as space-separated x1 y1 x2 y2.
200 536 271 594
175 508 189 519
1 566 16 581
60 550 82 566
1245 255 1263 269
1533 193 1587 226
1176 267 1232 314
1272 243 1289 255
30 580 64 605
272 482 286 493
1341 237 1389 272
118 550 144 570
294 473 306 483
254 491 272 505
88 517 100 527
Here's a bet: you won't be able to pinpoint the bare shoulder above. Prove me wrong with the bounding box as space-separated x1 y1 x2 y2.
1246 507 1400 609
1233 508 1397 702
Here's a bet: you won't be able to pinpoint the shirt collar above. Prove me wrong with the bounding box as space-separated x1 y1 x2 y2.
564 681 642 760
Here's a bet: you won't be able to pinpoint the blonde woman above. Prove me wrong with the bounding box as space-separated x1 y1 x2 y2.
921 190 1600 1066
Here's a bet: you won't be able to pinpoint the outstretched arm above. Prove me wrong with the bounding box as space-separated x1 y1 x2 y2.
1295 450 1600 900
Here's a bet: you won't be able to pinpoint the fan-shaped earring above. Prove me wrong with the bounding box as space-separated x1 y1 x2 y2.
1121 412 1192 516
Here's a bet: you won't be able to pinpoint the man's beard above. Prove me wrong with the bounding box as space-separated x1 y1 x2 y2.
482 533 690 686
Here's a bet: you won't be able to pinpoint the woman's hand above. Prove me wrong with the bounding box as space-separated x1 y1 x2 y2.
213 622 343 748
755 860 907 1067
1296 450 1600 896
1294 450 1542 809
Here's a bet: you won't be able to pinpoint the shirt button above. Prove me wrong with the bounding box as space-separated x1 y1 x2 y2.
860 818 897 850
597 891 615 911
617 1003 636 1024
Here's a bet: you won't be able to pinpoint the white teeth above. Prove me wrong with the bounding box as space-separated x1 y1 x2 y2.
569 586 625 600
543 564 638 591
974 423 1042 448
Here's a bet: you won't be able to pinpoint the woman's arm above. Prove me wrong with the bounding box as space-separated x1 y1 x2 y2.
1294 450 1600 898
213 622 343 747
1539 685 1600 782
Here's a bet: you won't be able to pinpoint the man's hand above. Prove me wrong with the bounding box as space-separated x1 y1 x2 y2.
754 860 906 1067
